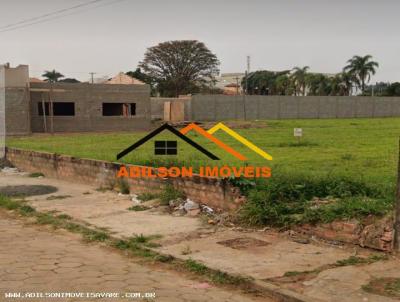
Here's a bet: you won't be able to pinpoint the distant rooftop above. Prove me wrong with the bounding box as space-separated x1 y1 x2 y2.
104 72 144 85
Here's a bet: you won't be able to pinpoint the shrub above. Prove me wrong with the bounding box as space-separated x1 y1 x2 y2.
117 178 130 194
239 173 391 227
159 184 185 205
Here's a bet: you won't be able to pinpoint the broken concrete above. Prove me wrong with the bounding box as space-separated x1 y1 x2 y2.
1 170 399 302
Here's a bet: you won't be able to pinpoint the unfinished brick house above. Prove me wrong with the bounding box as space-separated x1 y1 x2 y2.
0 64 151 135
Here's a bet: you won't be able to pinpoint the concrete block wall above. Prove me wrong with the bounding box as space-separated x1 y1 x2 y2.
30 82 151 132
0 67 4 157
1 64 31 136
5 147 243 211
191 95 400 121
5 88 31 135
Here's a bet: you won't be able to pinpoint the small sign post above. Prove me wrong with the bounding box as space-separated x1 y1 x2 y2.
294 128 303 144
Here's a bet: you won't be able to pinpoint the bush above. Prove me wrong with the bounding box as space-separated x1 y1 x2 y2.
239 174 391 227
159 184 185 205
117 178 130 194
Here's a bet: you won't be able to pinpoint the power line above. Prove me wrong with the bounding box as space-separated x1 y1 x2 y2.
0 0 126 33
0 0 104 31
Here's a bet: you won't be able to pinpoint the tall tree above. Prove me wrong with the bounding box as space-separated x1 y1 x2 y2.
306 73 330 96
242 70 290 95
42 70 64 83
139 40 220 97
338 72 354 96
275 73 294 95
126 68 153 85
291 66 309 96
385 82 400 96
343 55 379 93
126 68 156 95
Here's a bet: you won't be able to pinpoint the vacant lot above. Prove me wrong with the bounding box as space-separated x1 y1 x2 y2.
7 118 399 186
7 118 400 226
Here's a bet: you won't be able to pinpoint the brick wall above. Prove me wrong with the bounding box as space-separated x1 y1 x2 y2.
5 147 243 211
296 216 394 252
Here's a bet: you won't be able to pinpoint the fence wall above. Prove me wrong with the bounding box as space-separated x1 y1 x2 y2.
190 95 400 121
5 147 244 211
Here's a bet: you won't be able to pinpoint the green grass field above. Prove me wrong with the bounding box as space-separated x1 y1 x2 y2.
7 118 400 225
7 118 400 186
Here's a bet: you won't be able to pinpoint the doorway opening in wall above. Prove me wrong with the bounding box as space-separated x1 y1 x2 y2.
102 103 136 116
38 102 75 116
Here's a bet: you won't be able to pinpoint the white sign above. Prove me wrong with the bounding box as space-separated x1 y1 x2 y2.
294 128 303 137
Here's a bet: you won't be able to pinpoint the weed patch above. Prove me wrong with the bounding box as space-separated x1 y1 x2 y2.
57 213 72 220
19 205 36 215
239 174 391 227
137 192 160 201
363 277 400 298
127 205 149 211
82 230 110 242
159 184 185 205
282 254 388 280
46 195 71 200
29 172 44 178
185 259 208 274
117 179 130 194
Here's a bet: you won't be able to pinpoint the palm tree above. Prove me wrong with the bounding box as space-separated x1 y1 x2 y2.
42 70 64 83
275 74 293 95
291 66 309 96
343 55 379 93
306 73 331 96
338 72 354 96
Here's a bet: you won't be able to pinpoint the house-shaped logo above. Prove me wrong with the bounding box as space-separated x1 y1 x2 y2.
117 122 272 161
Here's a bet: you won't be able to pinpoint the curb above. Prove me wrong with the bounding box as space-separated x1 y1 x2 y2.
252 280 323 302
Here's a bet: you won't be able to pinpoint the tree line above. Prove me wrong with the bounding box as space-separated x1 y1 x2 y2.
244 55 380 96
40 40 399 97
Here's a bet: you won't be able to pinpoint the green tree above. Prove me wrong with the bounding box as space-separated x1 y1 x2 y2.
42 70 64 83
385 82 400 96
306 73 331 96
291 66 309 96
139 40 220 97
242 70 290 95
126 68 156 95
338 72 354 96
126 68 153 85
275 74 294 95
59 78 80 83
343 55 379 93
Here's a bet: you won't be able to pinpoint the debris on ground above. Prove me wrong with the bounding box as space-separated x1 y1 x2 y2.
140 198 162 208
130 193 141 204
1 166 19 174
0 158 13 169
169 197 185 208
201 205 214 214
125 193 236 227
183 199 200 211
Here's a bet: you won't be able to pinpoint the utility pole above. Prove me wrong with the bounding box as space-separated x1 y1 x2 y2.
49 83 54 134
394 138 400 251
234 76 240 95
245 55 250 94
243 56 250 120
89 72 96 84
